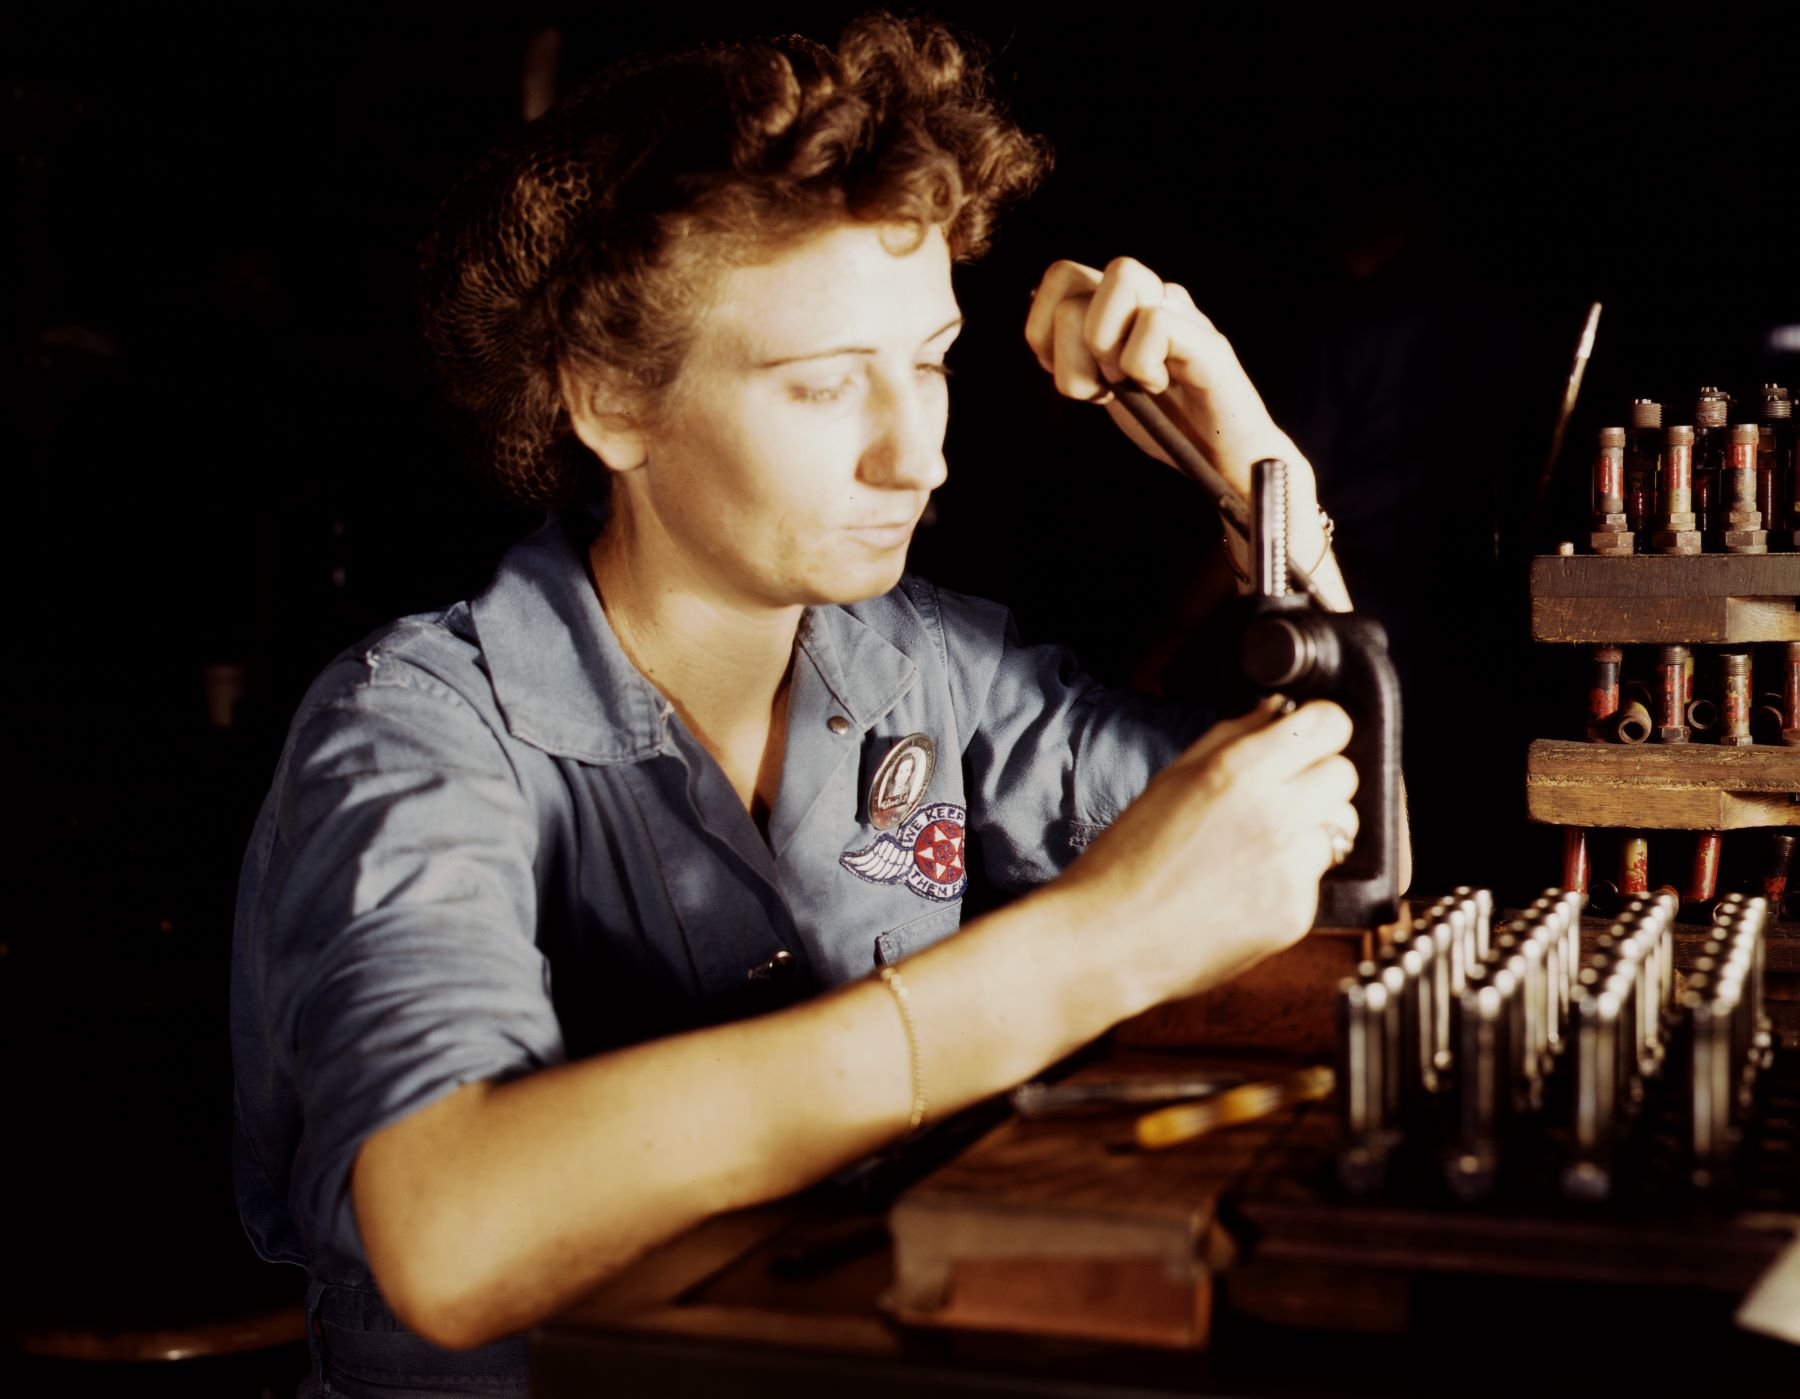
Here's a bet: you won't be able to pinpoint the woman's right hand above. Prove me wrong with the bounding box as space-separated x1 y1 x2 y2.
1023 256 1351 614
1055 697 1358 1013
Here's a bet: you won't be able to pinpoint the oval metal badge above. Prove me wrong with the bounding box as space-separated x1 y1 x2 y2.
868 733 936 831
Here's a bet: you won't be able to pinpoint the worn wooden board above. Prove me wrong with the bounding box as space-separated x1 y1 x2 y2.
1525 739 1800 829
1532 594 1800 643
1528 553 1800 642
888 1052 1307 1349
1531 554 1800 598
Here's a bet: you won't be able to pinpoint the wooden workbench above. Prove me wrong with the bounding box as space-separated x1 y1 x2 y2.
532 1044 1800 1397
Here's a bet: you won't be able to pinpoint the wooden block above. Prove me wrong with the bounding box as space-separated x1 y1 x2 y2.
1528 553 1800 643
888 1053 1307 1348
1526 739 1800 829
1530 553 1800 598
1112 928 1372 1056
896 1255 1212 1349
1532 594 1800 643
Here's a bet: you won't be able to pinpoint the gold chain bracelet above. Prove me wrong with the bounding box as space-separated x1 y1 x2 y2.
877 964 927 1134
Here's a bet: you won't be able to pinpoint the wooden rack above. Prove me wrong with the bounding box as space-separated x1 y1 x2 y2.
1528 551 1800 1046
1528 554 1800 827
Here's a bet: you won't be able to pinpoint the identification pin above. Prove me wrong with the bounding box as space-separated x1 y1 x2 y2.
867 733 936 831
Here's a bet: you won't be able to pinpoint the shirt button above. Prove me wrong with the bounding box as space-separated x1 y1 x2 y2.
827 715 850 735
748 949 796 982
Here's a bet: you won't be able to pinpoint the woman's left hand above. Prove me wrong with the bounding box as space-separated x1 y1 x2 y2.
1023 256 1340 603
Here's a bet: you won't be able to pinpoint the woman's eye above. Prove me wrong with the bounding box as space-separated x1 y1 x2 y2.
789 364 949 404
791 378 853 404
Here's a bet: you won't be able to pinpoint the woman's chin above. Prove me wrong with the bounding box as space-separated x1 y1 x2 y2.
802 551 911 607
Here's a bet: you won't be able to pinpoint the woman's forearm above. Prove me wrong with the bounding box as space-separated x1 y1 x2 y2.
352 878 1137 1350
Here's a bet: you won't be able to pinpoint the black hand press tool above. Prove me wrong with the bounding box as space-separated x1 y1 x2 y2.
1109 383 1403 928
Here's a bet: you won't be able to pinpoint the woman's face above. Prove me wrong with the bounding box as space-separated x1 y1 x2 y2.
618 220 960 610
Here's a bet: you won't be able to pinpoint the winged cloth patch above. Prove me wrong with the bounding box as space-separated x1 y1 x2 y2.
839 801 968 902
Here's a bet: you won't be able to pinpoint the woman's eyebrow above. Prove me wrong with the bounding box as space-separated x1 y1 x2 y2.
754 315 964 368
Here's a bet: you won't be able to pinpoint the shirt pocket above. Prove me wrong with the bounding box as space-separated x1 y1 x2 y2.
874 904 964 968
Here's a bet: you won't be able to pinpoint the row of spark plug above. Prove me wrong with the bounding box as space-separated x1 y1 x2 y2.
1336 888 1773 1203
1681 897 1774 1190
1560 827 1796 915
1563 893 1683 1198
1587 387 1795 555
1339 886 1534 1196
1584 641 1800 747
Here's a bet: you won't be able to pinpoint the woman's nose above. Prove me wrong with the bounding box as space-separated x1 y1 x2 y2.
859 373 949 492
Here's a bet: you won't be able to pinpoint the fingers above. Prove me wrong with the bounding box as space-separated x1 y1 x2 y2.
1161 281 1203 317
1307 819 1357 879
1051 297 1105 401
1173 695 1287 770
1027 256 1315 545
1290 752 1360 877
1024 259 1101 370
1118 298 1247 407
1028 257 1203 402
1028 257 1259 430
1296 751 1360 815
1207 699 1353 784
1083 258 1169 387
1114 305 1174 394
1305 766 1361 845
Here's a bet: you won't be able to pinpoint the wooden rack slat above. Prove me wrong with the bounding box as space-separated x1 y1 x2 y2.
1529 554 1800 643
1526 738 1800 829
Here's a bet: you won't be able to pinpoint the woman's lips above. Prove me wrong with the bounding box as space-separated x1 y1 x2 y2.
845 519 917 548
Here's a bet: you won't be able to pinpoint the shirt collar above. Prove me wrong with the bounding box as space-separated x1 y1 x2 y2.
470 513 918 765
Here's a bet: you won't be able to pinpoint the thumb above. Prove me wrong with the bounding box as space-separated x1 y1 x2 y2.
1173 695 1286 771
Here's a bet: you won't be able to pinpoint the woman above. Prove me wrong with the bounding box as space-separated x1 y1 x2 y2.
231 14 1366 1396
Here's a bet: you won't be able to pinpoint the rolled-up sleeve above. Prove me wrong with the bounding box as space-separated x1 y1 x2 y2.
245 653 564 1271
923 581 1216 891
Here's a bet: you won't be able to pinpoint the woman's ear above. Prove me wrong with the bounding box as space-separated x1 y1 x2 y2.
563 374 649 473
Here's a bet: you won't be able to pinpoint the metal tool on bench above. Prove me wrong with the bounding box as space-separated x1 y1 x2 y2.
1010 1072 1246 1117
1134 1066 1335 1151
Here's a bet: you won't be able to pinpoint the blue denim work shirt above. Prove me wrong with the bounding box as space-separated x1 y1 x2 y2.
231 508 1209 1396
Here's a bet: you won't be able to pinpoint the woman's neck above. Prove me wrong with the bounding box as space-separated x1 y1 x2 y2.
588 506 800 816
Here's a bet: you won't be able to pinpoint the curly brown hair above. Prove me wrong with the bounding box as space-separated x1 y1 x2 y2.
419 12 1051 509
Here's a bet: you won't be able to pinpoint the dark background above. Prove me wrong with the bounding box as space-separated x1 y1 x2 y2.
6 0 1800 1382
